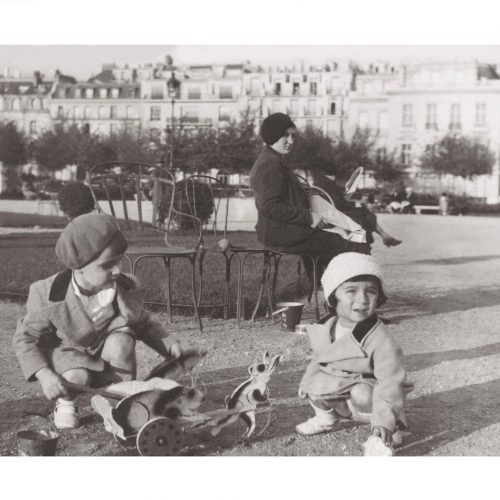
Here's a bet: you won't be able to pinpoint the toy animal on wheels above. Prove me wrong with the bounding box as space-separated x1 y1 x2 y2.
87 350 283 455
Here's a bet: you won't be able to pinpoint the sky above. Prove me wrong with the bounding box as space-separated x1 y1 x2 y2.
2 45 500 81
1 0 500 80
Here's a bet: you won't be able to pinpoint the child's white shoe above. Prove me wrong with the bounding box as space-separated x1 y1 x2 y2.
392 430 403 447
363 435 394 456
54 398 80 429
296 415 338 435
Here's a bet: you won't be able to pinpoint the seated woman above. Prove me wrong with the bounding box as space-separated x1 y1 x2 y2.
249 112 370 281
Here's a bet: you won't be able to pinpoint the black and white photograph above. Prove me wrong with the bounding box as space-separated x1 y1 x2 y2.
1 0 499 498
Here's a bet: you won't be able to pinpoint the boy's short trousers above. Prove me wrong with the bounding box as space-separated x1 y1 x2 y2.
47 327 136 376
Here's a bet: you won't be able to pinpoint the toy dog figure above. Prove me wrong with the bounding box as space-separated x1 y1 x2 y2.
210 352 282 439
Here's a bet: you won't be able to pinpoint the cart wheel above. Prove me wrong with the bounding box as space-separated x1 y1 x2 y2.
114 434 136 448
136 417 183 456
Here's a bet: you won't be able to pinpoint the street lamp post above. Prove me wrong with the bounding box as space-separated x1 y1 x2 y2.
166 71 181 171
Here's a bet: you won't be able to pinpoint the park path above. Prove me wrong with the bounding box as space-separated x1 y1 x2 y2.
1 214 500 455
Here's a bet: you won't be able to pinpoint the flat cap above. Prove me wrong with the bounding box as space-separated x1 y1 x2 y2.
55 213 127 269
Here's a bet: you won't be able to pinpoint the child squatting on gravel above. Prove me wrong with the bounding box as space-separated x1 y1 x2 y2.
296 252 408 455
13 213 186 430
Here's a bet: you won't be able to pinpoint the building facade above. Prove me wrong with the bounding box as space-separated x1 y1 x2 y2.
2 58 500 201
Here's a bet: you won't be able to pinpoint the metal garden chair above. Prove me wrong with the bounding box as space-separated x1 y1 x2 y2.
185 174 272 325
87 161 203 332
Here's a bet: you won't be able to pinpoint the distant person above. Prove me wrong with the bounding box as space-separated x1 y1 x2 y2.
296 252 408 456
439 192 449 216
58 182 95 221
312 172 402 247
13 214 188 430
250 112 369 283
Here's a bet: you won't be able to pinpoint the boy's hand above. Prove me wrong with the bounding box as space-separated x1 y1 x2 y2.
36 367 68 400
372 426 393 446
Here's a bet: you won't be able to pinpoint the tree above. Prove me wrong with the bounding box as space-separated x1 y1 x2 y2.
0 121 28 194
420 133 495 179
288 126 403 183
287 125 335 175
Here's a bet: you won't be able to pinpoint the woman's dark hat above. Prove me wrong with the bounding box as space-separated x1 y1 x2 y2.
259 113 296 146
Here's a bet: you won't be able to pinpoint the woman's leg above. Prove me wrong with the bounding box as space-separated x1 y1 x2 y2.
101 332 137 382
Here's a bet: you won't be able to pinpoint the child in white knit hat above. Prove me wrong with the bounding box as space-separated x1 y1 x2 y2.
296 252 408 455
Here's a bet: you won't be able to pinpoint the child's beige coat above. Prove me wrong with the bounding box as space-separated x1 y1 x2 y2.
13 270 176 382
299 315 406 432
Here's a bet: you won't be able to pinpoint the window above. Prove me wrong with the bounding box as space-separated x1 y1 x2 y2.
330 102 336 115
151 84 164 99
187 86 201 99
475 103 486 127
426 103 438 130
110 105 117 119
310 82 317 95
449 103 461 130
219 106 231 121
86 88 94 99
150 106 161 121
402 104 413 127
57 106 64 118
99 88 108 99
110 123 117 135
111 88 119 98
307 99 316 116
73 106 82 119
12 98 20 110
302 74 307 83
290 99 299 116
98 106 107 119
29 121 37 135
377 111 387 130
358 111 368 128
219 85 233 99
31 98 41 110
274 82 281 96
84 106 91 119
401 143 412 166
74 88 81 98
126 106 135 119
181 106 199 123
292 82 300 95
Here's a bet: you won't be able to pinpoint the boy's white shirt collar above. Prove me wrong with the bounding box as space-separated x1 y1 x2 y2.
71 272 116 311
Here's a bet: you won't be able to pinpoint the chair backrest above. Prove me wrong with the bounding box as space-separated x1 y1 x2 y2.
184 174 230 248
87 161 202 248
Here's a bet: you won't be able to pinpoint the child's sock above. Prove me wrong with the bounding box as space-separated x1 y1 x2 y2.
295 402 338 435
54 398 80 430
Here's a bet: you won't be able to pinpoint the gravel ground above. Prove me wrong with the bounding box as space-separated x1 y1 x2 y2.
1 213 500 456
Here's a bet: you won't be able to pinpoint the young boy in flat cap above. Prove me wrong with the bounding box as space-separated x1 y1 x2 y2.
13 213 185 430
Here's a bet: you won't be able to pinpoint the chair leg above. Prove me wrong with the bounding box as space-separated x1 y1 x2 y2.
197 250 205 308
190 255 203 332
236 253 245 325
223 252 233 321
295 257 302 300
250 252 269 322
270 254 282 311
162 257 172 325
265 252 274 318
312 256 320 320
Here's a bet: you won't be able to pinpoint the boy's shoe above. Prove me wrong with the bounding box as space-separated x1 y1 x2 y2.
363 435 394 456
296 414 338 435
54 398 80 430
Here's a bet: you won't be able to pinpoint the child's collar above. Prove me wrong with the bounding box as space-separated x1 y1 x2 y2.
315 313 379 343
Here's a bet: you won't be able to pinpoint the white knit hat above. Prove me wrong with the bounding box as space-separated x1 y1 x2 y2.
321 252 384 303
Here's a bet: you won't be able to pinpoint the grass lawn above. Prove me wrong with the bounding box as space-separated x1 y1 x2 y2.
0 226 307 319
0 211 68 228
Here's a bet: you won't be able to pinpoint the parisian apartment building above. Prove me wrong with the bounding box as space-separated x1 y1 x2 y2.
1 56 500 201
